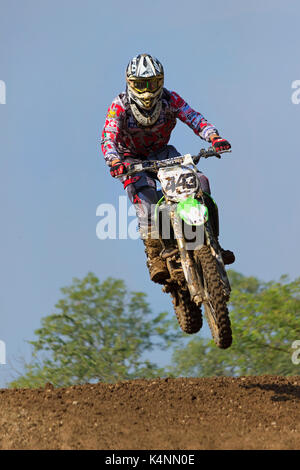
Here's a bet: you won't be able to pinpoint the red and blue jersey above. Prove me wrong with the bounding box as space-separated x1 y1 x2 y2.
101 88 218 165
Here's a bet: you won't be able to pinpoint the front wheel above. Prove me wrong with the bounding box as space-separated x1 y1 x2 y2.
194 246 232 349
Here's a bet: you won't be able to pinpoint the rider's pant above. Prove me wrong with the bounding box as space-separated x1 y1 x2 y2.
121 145 211 236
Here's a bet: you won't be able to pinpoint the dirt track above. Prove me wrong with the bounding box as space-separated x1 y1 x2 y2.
0 375 300 450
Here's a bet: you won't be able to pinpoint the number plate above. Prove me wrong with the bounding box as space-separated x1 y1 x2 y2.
158 166 199 201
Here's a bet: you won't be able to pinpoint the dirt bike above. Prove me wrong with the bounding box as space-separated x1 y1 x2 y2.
123 148 232 349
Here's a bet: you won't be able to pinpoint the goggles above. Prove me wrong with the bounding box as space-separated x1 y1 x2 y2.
128 76 163 93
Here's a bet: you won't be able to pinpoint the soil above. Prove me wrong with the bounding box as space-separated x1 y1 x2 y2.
0 375 300 450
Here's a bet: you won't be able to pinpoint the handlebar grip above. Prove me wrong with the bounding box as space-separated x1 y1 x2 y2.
197 147 231 159
198 148 221 159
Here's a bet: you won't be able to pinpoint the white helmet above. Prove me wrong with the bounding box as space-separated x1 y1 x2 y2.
126 53 164 126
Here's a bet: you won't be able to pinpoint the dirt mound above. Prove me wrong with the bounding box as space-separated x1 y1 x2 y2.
0 376 300 450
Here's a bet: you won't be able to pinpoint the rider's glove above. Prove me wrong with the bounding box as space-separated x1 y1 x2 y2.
211 136 231 152
110 161 130 178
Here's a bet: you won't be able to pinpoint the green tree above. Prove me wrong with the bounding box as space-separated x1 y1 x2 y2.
11 273 177 388
170 271 300 377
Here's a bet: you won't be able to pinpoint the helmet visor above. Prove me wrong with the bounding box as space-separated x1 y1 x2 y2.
128 76 163 94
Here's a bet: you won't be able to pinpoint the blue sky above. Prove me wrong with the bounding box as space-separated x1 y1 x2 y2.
1 0 300 386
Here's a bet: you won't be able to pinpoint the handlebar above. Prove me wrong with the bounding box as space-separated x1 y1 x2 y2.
117 147 231 178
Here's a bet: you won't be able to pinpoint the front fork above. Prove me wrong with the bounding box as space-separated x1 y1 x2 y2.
171 211 205 306
171 210 231 303
204 221 231 299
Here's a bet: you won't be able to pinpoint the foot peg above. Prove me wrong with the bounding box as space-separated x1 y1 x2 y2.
160 247 179 260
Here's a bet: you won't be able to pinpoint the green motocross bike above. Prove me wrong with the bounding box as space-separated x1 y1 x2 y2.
125 147 232 349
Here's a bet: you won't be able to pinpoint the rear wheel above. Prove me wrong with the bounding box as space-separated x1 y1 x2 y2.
169 286 203 334
194 246 232 348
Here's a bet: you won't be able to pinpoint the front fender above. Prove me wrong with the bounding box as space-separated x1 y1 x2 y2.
176 197 208 226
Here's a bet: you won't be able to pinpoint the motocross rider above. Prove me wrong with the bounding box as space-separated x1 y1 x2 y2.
101 53 235 285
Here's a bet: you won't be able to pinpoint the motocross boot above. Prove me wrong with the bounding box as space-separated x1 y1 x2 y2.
143 234 169 284
218 243 235 265
203 193 235 265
